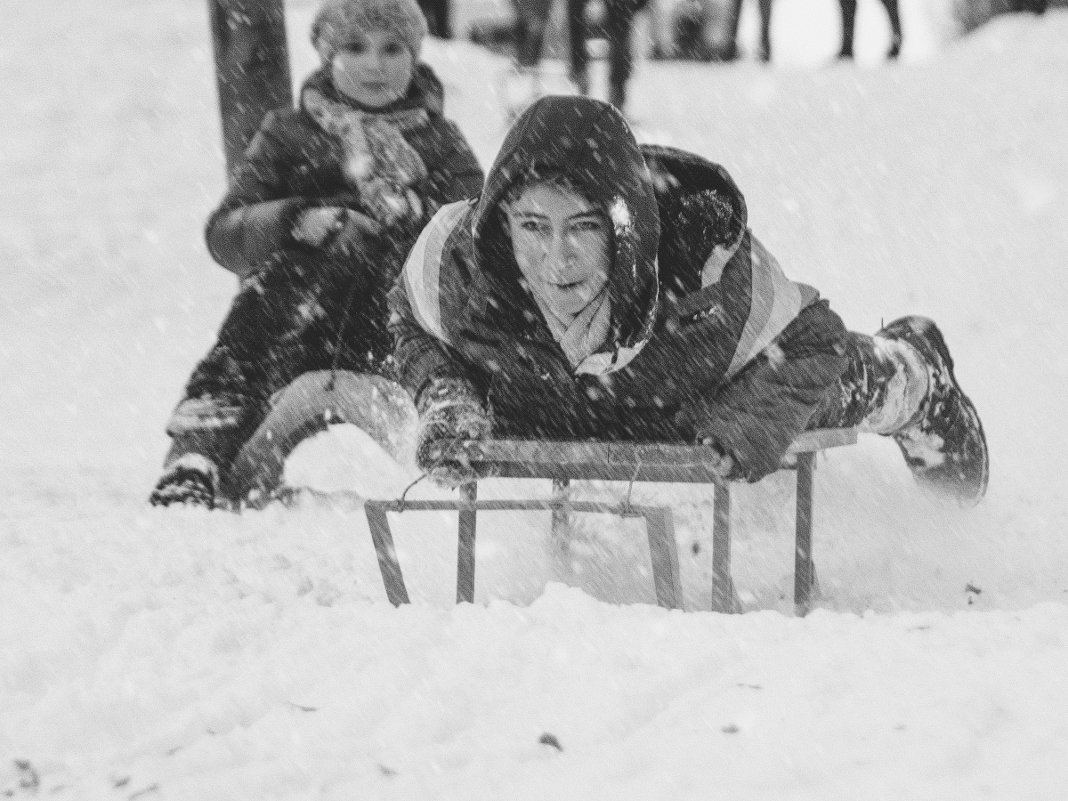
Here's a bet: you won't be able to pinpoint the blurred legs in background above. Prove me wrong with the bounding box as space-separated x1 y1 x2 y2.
838 0 902 60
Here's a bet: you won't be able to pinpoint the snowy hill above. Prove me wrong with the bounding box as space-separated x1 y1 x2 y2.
2 1 1068 798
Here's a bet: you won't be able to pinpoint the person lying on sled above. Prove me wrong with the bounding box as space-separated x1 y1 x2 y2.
149 0 483 509
388 95 989 505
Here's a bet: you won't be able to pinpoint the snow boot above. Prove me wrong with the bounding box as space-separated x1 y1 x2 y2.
877 316 989 506
149 465 216 509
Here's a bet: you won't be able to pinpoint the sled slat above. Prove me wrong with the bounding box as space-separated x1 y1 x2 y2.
456 482 478 604
646 506 682 610
365 501 409 606
460 431 856 482
711 481 741 614
794 452 817 615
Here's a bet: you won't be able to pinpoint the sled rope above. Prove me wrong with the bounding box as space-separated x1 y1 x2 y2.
397 432 472 511
397 472 427 511
622 455 643 513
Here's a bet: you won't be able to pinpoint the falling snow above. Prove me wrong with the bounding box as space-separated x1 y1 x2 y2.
3 1 1068 799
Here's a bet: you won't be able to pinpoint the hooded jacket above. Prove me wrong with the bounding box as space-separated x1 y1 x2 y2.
389 96 848 480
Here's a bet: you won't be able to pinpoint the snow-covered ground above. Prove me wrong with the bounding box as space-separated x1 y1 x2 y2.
3 0 1068 797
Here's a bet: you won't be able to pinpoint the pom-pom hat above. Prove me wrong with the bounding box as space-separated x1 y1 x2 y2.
311 0 428 61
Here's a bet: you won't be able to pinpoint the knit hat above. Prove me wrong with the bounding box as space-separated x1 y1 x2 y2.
311 0 428 61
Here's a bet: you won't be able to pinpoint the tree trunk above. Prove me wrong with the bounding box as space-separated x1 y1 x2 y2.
208 0 293 184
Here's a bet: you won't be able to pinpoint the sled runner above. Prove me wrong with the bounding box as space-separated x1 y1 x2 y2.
364 428 857 615
226 371 415 506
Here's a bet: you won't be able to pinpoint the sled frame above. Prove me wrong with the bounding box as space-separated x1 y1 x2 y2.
363 428 857 615
365 491 683 609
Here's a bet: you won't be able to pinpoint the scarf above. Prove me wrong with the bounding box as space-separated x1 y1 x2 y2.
302 84 429 227
531 286 612 370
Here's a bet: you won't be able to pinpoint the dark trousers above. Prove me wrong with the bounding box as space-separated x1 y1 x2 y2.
165 254 390 483
838 0 902 58
568 0 648 106
514 0 554 67
719 0 902 62
722 0 774 60
809 332 903 431
418 0 452 38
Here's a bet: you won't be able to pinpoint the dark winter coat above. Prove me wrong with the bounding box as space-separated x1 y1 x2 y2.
206 64 484 282
197 64 483 381
389 96 848 481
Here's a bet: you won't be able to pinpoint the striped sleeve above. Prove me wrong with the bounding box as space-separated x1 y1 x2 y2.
725 233 818 378
400 200 470 344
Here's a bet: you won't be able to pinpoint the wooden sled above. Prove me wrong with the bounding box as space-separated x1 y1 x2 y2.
364 428 857 615
226 370 415 506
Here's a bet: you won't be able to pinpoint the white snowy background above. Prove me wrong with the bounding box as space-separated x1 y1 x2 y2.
3 0 1068 798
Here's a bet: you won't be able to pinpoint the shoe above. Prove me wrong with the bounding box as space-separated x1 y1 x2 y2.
877 316 989 505
149 467 216 509
887 34 902 60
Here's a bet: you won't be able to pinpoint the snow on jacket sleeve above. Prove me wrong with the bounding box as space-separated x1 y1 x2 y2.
204 110 311 280
676 299 849 482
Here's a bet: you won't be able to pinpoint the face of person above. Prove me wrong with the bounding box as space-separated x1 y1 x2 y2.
331 29 414 109
504 182 611 320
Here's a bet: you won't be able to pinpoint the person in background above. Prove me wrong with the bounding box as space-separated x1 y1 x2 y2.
566 0 649 110
417 0 451 38
838 0 903 61
718 0 772 62
389 96 989 505
1007 0 1047 14
506 0 556 111
489 0 648 114
150 0 483 509
715 0 901 64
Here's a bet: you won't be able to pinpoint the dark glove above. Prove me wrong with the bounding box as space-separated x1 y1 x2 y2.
415 377 494 488
360 178 425 229
696 436 738 481
678 393 793 483
324 208 383 257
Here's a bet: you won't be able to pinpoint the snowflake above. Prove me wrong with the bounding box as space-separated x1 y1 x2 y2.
609 196 631 232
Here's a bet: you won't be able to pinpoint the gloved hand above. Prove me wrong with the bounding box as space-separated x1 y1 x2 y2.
697 436 737 480
415 377 494 488
291 206 382 256
360 178 424 229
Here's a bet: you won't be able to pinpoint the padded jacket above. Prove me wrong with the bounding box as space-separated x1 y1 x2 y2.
204 64 484 281
389 97 848 481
